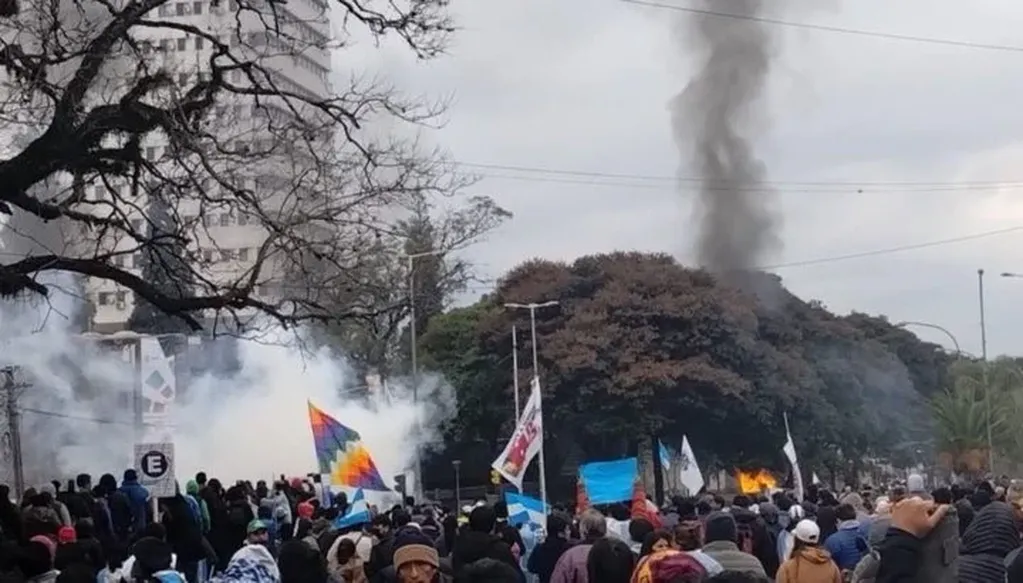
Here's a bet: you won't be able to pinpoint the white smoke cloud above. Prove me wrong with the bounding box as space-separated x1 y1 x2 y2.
0 271 455 492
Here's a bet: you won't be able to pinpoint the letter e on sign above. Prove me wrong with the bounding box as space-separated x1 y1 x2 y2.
141 450 169 479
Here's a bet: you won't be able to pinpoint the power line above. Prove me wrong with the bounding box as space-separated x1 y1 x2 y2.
620 0 1023 54
455 161 1023 188
760 225 1023 270
18 406 143 427
464 169 1023 193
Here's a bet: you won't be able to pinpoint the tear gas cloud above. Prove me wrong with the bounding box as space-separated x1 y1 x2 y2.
0 208 454 489
671 0 783 272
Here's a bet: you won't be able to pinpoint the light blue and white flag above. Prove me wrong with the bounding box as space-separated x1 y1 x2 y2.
505 491 545 529
657 440 673 471
334 488 370 529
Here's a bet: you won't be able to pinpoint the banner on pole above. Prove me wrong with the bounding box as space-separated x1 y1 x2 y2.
782 413 804 502
678 435 705 495
491 378 543 490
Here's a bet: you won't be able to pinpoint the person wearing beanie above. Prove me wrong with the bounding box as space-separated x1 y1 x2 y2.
120 469 150 534
776 520 841 583
392 530 443 583
700 512 767 578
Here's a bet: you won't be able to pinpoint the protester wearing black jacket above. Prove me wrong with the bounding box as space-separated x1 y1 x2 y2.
451 507 523 582
528 513 573 583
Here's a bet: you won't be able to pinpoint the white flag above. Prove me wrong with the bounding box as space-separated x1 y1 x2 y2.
678 435 705 495
491 378 544 491
782 413 804 502
812 472 821 485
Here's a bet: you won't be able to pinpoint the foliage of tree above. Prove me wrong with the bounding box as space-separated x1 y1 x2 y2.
0 0 457 332
313 193 510 377
419 252 951 491
933 357 1023 476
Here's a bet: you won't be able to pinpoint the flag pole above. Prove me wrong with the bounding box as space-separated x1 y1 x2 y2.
512 326 521 424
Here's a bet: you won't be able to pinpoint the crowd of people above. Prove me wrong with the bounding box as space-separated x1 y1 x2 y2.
0 469 1020 583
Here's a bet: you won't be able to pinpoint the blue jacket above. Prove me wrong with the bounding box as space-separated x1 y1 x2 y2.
120 480 150 531
823 521 869 570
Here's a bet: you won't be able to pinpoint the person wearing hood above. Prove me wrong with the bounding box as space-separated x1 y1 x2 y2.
39 483 71 527
822 504 868 572
131 536 188 583
120 470 150 534
957 501 1020 583
19 538 60 583
185 480 211 535
215 532 281 583
729 497 778 577
23 491 61 541
700 512 766 578
327 537 368 583
776 520 841 583
450 506 522 581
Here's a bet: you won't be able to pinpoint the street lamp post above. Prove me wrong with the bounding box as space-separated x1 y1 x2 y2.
979 269 993 474
895 321 962 356
407 249 446 501
504 301 559 512
452 460 462 513
504 301 560 378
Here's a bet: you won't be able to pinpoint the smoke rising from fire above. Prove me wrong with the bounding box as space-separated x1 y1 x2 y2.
671 1 781 272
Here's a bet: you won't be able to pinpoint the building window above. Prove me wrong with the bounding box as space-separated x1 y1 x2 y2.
220 249 235 262
195 36 204 50
98 292 112 305
238 247 250 261
178 72 190 86
202 249 214 262
130 219 143 231
219 214 231 227
133 254 142 269
176 2 185 15
177 38 187 51
115 291 127 305
192 1 203 13
203 214 217 227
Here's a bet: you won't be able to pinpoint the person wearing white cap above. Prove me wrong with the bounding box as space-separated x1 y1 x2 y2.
775 520 843 583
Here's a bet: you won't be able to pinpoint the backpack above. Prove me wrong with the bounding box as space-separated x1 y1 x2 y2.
227 501 249 530
850 549 879 583
914 509 959 583
108 491 135 538
736 521 755 554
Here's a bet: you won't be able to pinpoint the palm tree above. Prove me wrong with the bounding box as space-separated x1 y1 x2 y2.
932 358 1023 477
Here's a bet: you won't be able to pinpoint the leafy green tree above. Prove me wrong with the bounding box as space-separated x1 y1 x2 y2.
420 252 952 492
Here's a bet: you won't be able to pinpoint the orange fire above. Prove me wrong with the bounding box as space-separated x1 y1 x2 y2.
736 469 778 494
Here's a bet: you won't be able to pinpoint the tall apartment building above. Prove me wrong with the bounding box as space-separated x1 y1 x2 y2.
85 0 334 332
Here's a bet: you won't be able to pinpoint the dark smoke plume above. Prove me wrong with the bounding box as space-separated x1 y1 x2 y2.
672 1 781 272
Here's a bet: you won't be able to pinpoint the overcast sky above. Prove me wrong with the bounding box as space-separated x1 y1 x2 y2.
350 0 1023 357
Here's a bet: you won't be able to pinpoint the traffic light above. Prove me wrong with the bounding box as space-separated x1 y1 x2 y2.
490 469 501 486
393 474 406 496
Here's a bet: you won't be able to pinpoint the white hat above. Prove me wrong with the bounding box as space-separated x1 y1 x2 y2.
788 505 805 521
793 519 820 544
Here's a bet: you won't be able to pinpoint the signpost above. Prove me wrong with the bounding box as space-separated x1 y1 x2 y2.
135 442 176 498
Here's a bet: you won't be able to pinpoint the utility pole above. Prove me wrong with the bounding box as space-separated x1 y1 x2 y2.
979 268 993 474
504 301 559 510
407 249 445 501
512 326 520 423
1 367 25 496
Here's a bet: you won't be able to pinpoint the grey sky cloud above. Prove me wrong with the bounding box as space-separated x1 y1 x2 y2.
351 0 1023 356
